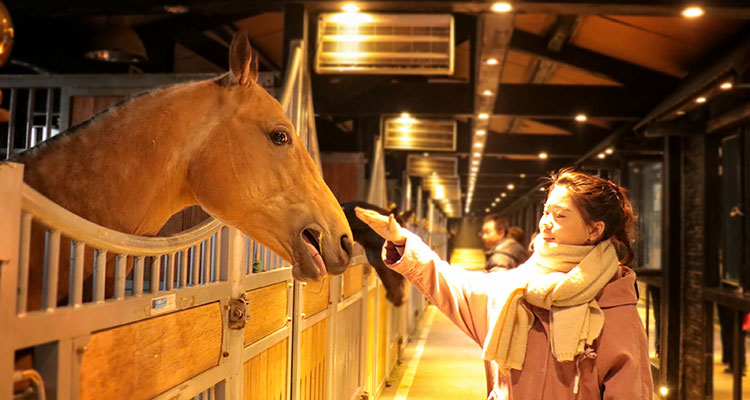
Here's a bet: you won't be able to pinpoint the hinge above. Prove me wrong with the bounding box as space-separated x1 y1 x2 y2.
228 296 248 330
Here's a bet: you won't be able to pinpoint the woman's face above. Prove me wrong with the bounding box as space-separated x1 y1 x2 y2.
539 185 601 246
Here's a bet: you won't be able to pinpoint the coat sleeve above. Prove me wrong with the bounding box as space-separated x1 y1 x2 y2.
383 230 495 346
597 305 654 399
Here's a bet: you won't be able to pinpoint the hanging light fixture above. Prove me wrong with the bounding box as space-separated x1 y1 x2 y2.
84 19 148 63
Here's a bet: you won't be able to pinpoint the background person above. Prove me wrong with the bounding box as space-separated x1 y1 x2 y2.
481 214 529 272
355 167 652 399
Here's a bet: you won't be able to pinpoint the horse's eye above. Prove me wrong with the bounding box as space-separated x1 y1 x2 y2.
270 130 290 145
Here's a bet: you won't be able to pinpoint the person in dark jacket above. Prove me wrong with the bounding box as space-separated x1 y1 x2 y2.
481 214 528 272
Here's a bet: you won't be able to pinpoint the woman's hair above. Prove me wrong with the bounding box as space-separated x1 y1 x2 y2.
545 167 637 265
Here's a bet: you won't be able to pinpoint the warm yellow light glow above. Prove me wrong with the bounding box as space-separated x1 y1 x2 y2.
676 110 686 115
597 153 606 159
605 147 614 155
472 160 479 165
720 81 733 90
539 151 548 159
501 192 507 197
495 197 500 202
486 58 498 65
329 12 374 24
491 2 513 13
471 167 478 173
482 89 493 96
476 130 486 136
342 3 360 12
659 386 669 396
682 6 704 18
474 142 483 148
519 173 526 178
478 113 489 120
695 96 707 103
473 152 481 157
540 187 546 191
507 183 515 190
423 152 429 157
434 185 445 199
575 113 587 122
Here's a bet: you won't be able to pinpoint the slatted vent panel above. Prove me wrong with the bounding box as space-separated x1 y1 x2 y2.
407 155 457 176
316 13 454 75
383 115 456 151
423 174 462 217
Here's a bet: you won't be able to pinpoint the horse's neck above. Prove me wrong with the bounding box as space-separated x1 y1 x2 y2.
21 82 215 235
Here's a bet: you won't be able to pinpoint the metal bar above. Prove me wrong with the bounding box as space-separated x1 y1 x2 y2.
71 241 85 306
114 255 126 299
93 249 107 302
151 255 161 293
43 229 61 310
214 230 222 282
5 88 17 159
44 87 53 141
25 88 36 148
192 246 200 286
166 253 175 291
17 212 32 314
203 240 210 284
180 250 188 288
134 256 145 295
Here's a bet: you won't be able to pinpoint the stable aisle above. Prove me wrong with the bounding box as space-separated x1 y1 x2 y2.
379 305 487 400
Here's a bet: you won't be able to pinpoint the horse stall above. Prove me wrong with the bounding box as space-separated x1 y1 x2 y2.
0 40 436 400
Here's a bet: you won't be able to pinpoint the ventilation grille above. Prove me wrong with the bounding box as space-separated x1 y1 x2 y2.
383 115 456 151
316 13 454 75
407 155 457 176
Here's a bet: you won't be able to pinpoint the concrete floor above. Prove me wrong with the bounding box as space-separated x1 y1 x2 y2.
379 305 487 400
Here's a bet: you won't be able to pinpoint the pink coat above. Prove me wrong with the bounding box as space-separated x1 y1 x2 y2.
384 231 653 399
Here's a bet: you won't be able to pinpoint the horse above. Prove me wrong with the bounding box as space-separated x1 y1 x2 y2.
341 201 413 307
10 32 353 312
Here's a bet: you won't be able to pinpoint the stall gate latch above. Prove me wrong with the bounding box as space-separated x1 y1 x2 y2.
228 296 249 330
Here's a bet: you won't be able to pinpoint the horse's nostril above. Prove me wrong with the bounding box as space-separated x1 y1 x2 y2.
340 235 353 257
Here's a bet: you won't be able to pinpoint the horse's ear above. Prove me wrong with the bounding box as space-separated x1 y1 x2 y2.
398 208 415 224
229 31 258 86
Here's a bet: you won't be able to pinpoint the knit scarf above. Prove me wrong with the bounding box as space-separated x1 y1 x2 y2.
481 235 620 373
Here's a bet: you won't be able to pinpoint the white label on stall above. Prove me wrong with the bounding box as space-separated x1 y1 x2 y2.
151 293 176 315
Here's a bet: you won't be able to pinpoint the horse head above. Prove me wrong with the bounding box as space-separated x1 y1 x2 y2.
342 201 413 306
187 33 353 281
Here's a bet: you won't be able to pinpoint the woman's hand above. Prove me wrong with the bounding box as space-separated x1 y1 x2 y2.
354 207 407 245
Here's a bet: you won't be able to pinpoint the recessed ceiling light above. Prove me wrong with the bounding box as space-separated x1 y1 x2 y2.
597 153 606 159
423 152 429 157
478 113 489 120
605 147 614 155
472 160 479 165
539 151 548 159
501 192 507 197
720 81 733 90
473 152 481 157
676 110 686 115
575 113 587 122
485 208 490 212
495 197 500 202
491 2 513 13
342 3 360 12
695 96 707 104
681 6 704 18
482 90 493 96
474 142 483 148
485 58 498 65
507 183 515 190
476 130 486 136
519 173 526 178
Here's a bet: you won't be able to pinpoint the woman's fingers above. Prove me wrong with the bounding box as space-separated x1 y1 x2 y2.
355 207 405 242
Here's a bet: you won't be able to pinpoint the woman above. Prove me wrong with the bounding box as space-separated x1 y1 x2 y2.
355 168 652 399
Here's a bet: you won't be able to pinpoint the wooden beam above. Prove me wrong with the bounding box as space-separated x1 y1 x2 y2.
509 29 678 88
494 84 654 119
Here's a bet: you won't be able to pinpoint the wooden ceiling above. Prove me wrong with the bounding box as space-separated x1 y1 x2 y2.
4 0 750 217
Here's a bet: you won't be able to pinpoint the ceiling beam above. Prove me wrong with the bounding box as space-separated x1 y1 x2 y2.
483 133 581 156
509 29 678 88
494 84 654 119
459 157 569 176
313 80 474 116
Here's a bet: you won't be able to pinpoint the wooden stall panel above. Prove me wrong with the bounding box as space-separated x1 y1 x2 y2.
242 338 287 400
80 303 222 400
366 287 377 396
244 282 289 346
342 264 364 300
302 278 329 318
377 285 389 387
299 319 328 400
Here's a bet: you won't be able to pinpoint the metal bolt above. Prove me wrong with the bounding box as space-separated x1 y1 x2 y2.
232 309 244 319
223 351 230 357
300 313 306 318
76 345 87 353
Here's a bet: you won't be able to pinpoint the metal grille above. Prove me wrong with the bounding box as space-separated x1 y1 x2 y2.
1 87 62 159
316 13 454 75
383 115 456 151
406 154 457 176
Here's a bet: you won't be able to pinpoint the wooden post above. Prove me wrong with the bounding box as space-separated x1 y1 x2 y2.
0 163 24 398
